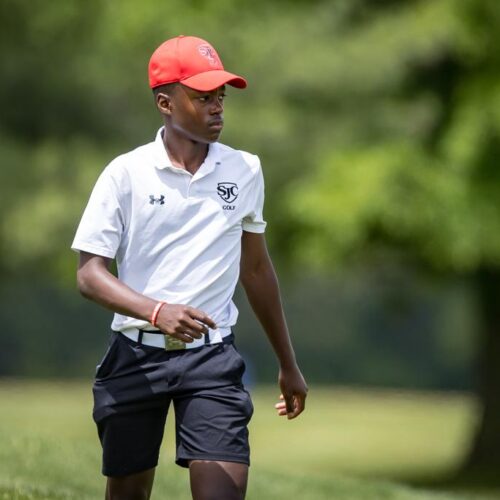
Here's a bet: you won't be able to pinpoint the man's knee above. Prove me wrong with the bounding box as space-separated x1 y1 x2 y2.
105 467 155 500
106 488 151 500
189 460 248 500
106 491 150 500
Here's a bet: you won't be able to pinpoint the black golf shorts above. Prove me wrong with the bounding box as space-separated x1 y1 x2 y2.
92 331 254 477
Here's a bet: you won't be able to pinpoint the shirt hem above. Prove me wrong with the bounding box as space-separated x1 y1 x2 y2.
71 242 117 259
242 225 266 234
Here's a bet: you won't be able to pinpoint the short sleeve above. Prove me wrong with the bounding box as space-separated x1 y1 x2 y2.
242 160 267 233
71 164 126 258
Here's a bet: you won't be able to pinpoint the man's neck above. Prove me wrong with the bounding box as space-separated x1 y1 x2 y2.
163 129 209 175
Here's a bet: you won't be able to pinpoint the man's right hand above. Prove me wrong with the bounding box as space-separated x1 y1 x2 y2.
155 304 217 343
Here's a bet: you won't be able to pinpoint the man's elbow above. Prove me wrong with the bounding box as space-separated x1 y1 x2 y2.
76 268 96 299
240 265 261 287
240 264 276 290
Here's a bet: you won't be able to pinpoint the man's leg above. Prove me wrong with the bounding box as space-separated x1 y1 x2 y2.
93 333 172 499
173 342 253 499
105 467 156 500
189 460 248 500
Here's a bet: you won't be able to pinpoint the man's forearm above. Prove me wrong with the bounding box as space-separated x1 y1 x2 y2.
240 236 308 418
77 254 157 322
240 262 297 369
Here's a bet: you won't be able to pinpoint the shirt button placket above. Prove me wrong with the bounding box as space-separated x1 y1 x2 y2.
185 173 192 198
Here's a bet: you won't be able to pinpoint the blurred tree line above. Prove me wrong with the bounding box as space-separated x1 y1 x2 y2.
1 0 499 474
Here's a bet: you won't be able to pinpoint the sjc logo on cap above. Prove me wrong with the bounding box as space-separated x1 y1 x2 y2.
198 44 218 66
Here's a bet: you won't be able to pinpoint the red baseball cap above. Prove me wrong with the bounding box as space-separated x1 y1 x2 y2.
148 35 247 91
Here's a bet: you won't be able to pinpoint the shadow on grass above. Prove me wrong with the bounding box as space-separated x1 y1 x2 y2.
379 465 500 499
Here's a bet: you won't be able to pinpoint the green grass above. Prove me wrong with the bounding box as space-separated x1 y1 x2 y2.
0 379 497 500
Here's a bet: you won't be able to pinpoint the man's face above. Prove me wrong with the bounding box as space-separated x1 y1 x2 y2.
159 84 226 143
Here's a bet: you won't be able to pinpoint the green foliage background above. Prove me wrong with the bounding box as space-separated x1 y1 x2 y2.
0 0 498 388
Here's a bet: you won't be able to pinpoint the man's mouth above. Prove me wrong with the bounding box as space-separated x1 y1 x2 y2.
208 119 224 130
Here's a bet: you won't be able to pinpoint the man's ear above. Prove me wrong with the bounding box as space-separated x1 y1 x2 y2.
156 92 173 115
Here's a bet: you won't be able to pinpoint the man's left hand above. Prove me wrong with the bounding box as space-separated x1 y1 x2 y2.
275 366 308 419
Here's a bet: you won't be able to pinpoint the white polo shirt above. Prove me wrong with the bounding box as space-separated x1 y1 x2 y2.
72 127 266 333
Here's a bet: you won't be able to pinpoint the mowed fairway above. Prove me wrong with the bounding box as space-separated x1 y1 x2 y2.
0 380 496 500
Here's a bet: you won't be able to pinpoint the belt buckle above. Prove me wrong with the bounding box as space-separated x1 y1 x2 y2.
165 336 186 351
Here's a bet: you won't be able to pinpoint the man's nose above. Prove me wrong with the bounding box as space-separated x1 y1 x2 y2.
210 98 223 114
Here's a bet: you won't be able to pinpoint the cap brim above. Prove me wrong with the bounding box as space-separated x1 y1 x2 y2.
181 70 247 91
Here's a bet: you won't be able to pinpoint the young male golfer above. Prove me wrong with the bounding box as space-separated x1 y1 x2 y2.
72 35 308 500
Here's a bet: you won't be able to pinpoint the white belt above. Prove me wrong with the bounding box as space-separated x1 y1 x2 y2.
119 327 232 351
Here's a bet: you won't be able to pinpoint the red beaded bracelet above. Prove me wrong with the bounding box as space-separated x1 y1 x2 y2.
151 301 167 327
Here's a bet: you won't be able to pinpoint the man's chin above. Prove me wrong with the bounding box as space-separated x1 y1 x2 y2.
207 130 223 142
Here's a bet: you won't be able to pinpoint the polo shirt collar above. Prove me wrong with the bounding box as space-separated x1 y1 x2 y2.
152 127 219 178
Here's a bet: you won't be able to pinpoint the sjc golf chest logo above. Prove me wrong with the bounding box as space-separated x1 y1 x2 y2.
217 182 238 210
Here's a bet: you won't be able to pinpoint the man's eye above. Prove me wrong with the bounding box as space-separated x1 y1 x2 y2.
218 94 227 101
199 96 209 102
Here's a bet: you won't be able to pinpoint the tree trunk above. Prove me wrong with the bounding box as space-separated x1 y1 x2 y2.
463 267 500 475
